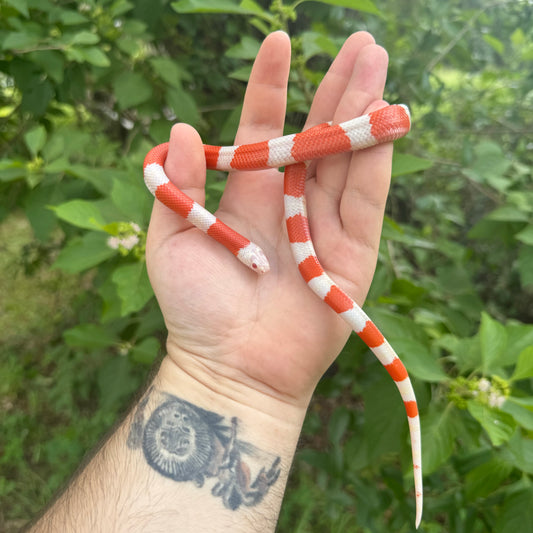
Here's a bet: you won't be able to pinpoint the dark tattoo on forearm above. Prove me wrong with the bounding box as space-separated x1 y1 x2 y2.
126 388 281 510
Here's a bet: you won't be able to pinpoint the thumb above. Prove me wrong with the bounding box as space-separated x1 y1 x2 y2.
146 123 207 247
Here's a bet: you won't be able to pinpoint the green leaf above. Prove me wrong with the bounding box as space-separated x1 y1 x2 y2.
381 217 436 249
297 0 380 15
480 312 507 374
507 397 533 411
507 432 533 473
58 11 89 25
110 176 152 224
515 225 533 245
465 456 513 500
116 34 142 57
97 274 123 321
218 105 241 144
149 57 189 87
97 356 138 410
24 125 47 157
50 199 107 230
420 407 457 474
511 347 533 381
69 31 100 45
495 488 533 533
149 119 174 144
391 277 428 304
67 165 123 195
171 0 264 15
328 407 350 446
130 337 161 365
239 0 266 14
0 104 16 118
109 0 134 17
4 0 29 17
225 35 261 59
113 71 152 109
121 19 148 36
76 47 111 67
0 159 27 182
300 31 338 61
298 449 335 472
111 262 153 315
486 205 530 223
23 182 62 240
64 324 117 350
2 31 41 50
28 49 65 83
389 339 447 383
518 246 533 287
228 65 253 82
20 77 54 116
363 375 405 461
511 28 525 46
165 86 200 125
391 153 433 177
463 141 512 192
53 232 116 273
466 400 516 446
483 34 505 55
503 324 533 366
502 398 533 431
42 133 66 163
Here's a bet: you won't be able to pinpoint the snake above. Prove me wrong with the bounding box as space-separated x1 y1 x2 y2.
143 104 423 527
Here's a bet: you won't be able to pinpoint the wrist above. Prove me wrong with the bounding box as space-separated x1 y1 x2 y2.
156 352 308 437
119 354 307 531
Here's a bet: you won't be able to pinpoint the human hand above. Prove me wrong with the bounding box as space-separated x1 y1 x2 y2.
146 31 393 414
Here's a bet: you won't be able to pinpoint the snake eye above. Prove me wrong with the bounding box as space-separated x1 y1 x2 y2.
252 263 257 269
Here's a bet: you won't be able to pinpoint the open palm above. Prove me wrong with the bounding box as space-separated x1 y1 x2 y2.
146 31 394 408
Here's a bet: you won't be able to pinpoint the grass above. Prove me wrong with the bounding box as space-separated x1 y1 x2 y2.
0 212 92 531
0 213 82 349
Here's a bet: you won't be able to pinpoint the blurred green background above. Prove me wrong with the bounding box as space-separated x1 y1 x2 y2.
1 0 532 531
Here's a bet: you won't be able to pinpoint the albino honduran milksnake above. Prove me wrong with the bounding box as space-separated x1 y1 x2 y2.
143 104 423 527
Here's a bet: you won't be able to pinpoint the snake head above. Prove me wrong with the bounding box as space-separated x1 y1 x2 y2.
237 242 270 274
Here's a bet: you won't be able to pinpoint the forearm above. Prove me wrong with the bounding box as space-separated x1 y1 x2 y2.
30 356 307 533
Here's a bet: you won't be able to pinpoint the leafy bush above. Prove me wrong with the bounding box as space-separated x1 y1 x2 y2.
0 0 531 531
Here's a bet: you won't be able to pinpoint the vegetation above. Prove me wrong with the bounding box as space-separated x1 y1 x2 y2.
1 0 532 531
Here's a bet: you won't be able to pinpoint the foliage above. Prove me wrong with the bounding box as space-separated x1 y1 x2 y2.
0 0 532 532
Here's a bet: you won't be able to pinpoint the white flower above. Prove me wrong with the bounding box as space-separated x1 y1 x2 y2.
107 236 120 249
478 378 491 392
129 222 141 233
488 392 506 408
120 235 140 250
118 344 130 356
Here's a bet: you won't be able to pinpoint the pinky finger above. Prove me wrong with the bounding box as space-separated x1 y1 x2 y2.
340 100 394 247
